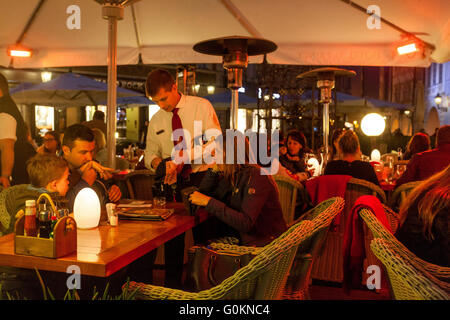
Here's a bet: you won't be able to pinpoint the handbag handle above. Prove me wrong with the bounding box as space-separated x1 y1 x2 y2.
207 255 242 286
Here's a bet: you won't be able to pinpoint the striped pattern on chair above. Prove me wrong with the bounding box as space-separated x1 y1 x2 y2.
370 238 449 300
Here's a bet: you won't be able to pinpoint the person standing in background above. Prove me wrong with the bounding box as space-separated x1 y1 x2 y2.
0 73 36 188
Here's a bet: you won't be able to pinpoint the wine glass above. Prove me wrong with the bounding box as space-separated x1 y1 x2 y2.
395 164 407 179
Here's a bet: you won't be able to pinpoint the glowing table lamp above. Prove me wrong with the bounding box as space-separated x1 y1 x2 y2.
371 149 381 162
73 188 101 229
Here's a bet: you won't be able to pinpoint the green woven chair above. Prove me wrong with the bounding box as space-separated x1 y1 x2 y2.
388 181 421 212
311 177 386 283
370 238 449 300
282 197 345 299
273 174 309 225
126 217 321 300
204 197 345 299
358 207 450 290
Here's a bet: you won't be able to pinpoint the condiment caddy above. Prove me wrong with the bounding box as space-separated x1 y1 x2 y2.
14 193 77 258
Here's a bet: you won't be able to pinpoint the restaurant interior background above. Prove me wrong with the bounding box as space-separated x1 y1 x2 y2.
1 61 449 157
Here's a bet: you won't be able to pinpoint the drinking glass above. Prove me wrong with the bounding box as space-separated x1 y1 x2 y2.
153 196 166 209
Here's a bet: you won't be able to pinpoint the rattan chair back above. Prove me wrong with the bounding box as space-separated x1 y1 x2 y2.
359 207 450 289
311 177 386 283
370 238 449 300
273 174 306 225
388 181 421 212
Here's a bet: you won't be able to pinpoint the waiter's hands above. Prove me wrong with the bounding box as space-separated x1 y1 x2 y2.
164 160 178 185
189 191 211 207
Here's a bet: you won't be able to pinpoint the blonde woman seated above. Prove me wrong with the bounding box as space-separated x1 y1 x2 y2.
324 130 380 186
189 131 287 247
395 164 449 267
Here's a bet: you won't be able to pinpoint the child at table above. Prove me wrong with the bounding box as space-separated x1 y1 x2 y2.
0 153 70 299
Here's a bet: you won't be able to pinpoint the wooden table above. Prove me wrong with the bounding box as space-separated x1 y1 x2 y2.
0 202 208 278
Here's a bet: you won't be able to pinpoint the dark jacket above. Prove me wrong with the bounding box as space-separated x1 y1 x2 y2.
0 95 36 185
66 166 112 212
395 199 449 267
324 160 380 186
396 144 450 188
199 166 287 246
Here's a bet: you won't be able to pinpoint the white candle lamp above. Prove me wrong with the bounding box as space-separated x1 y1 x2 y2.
73 188 101 229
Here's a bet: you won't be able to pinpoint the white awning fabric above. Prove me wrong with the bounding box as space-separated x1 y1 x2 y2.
1 0 448 69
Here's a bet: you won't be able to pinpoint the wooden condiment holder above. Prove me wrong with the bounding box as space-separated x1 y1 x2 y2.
14 215 77 258
14 193 77 259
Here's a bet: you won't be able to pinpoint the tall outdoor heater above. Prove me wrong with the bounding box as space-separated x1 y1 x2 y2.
193 36 277 129
296 67 356 170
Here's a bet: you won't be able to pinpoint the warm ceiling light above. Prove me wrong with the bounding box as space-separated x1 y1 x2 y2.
7 45 33 58
397 43 418 55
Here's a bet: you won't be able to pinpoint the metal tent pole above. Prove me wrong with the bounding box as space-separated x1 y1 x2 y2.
102 4 124 169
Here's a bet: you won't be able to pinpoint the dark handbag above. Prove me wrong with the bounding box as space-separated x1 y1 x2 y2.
180 186 200 216
185 245 256 292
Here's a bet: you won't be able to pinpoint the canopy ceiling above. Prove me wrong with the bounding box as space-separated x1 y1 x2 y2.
1 0 449 69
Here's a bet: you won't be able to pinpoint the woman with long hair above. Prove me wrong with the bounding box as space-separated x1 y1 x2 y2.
395 164 450 266
188 131 287 246
278 129 312 181
403 132 431 160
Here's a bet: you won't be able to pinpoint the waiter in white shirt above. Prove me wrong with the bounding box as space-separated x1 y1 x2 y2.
139 69 221 288
145 69 221 185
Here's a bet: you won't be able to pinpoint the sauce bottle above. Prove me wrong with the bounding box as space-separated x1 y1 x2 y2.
24 200 37 237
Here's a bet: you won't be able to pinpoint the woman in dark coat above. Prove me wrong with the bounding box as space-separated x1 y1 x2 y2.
189 131 287 246
324 130 380 186
395 164 449 267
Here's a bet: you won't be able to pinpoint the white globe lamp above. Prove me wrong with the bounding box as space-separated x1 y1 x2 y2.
371 149 381 162
73 188 101 229
361 113 385 136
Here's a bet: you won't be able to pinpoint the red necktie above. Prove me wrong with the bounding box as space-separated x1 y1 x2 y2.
172 108 191 178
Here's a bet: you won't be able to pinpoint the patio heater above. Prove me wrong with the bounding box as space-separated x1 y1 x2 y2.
296 67 356 170
193 36 277 129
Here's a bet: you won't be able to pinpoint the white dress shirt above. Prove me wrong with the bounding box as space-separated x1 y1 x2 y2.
145 93 222 173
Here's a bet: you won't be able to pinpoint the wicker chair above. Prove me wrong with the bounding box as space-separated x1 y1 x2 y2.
283 197 345 299
126 218 318 300
310 177 386 283
388 181 421 212
208 197 345 300
370 238 449 300
273 174 309 225
358 206 450 288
